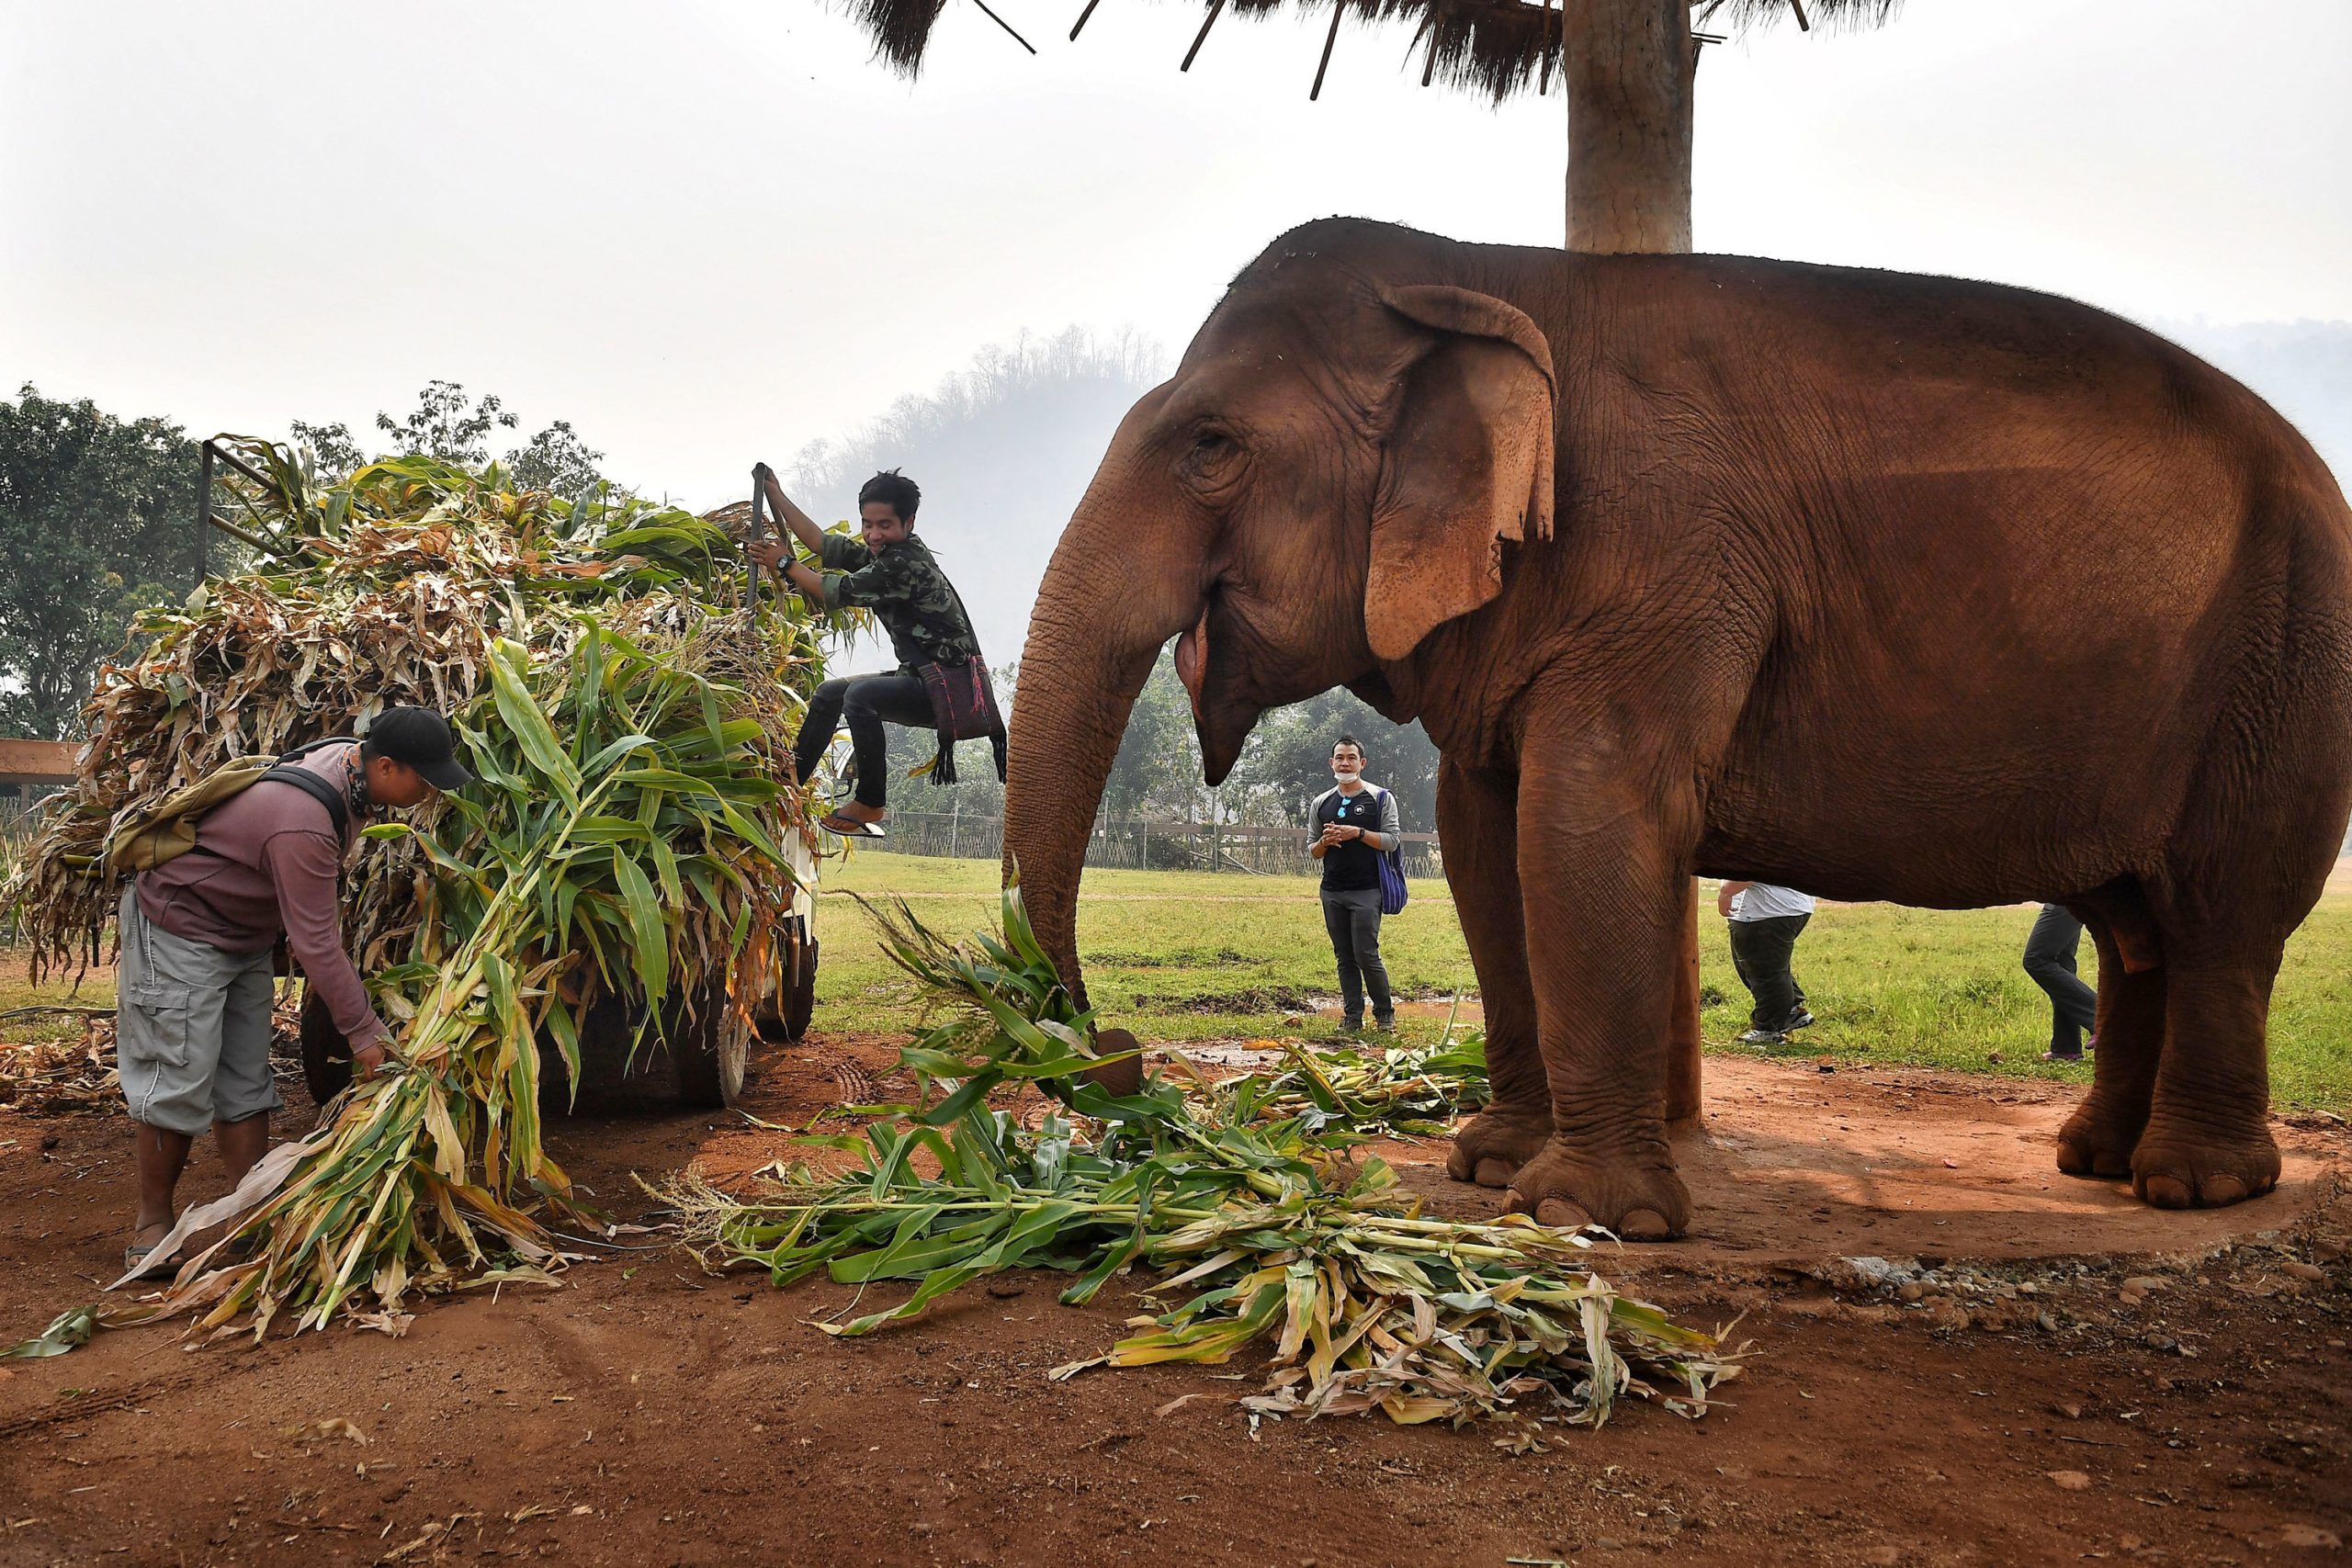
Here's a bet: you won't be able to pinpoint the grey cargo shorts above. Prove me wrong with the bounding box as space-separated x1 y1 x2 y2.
117 887 282 1134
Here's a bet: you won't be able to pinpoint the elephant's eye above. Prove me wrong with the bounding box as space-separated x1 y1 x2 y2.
1193 432 1234 459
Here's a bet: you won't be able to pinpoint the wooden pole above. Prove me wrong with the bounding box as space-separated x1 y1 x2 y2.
1561 0 1693 253
969 0 1038 54
1069 0 1103 38
1308 0 1346 100
1181 0 1227 71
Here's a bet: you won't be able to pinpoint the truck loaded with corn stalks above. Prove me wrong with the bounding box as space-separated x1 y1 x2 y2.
11 437 835 1116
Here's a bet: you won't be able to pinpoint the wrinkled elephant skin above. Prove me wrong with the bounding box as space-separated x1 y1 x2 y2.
1001 218 2352 1236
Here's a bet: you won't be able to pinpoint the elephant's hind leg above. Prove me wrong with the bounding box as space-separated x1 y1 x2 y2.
2130 944 2285 1209
2054 912 2165 1180
1435 759 1555 1189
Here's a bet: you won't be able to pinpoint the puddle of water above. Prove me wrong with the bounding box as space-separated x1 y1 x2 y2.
1169 1042 1287 1069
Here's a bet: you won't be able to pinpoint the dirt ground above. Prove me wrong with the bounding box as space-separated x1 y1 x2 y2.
2 1031 2346 1568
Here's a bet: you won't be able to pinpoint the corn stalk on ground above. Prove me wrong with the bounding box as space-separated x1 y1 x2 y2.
3 441 841 1346
667 887 1743 1438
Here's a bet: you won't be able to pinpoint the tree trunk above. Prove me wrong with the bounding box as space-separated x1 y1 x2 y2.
1563 0 1693 254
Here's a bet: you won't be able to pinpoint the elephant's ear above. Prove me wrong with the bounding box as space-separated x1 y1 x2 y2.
1363 285 1556 663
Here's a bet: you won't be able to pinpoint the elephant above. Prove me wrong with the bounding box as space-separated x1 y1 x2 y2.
1002 217 2352 1238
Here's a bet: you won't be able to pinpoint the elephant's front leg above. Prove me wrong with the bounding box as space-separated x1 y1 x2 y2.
1434 757 1555 1188
1506 721 1694 1241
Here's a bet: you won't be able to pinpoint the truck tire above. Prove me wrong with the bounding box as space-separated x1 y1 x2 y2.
756 915 819 1043
300 978 745 1112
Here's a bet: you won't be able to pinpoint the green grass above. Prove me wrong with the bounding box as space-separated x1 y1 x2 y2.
814 855 2352 1116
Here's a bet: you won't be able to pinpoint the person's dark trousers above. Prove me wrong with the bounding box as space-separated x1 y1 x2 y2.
2022 903 2098 1058
792 671 934 809
1319 886 1394 1030
1728 914 1810 1032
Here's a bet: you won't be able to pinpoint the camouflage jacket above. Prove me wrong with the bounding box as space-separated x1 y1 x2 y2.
819 534 983 671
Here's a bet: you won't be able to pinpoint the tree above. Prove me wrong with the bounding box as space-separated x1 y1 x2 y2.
1234 687 1441 833
373 380 520 467
287 418 365 479
841 0 1893 254
293 394 608 492
1100 647 1202 821
0 386 197 739
505 420 606 498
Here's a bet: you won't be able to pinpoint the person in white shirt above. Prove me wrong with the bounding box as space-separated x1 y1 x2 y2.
1716 881 1816 1045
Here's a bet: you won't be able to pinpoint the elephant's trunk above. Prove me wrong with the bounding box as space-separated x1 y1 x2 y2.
1001 508 1196 1025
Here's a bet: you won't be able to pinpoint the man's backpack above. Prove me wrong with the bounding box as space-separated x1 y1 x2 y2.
1372 787 1408 916
102 739 354 877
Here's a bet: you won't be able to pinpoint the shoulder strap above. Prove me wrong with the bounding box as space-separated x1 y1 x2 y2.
258 761 350 837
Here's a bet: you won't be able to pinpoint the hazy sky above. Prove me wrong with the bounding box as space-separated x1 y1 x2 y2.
5 0 2347 509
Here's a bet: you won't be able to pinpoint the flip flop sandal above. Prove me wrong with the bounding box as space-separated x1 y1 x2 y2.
820 813 887 840
122 1241 176 1282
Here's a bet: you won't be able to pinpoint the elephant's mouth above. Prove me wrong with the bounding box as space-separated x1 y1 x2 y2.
1173 601 1212 726
1172 592 1253 784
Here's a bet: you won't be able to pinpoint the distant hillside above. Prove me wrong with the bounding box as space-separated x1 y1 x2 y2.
2154 318 2352 488
786 328 1163 671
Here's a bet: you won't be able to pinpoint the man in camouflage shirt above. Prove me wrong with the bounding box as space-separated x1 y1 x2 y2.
748 466 981 836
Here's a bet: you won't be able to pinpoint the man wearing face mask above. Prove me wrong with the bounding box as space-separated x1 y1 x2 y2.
119 706 470 1277
1309 736 1402 1034
746 465 987 839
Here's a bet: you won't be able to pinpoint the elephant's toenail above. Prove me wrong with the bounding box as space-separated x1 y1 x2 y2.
2202 1175 2248 1204
2142 1174 2193 1209
1473 1158 1516 1188
1533 1197 1593 1230
1619 1208 1673 1241
1445 1148 1473 1182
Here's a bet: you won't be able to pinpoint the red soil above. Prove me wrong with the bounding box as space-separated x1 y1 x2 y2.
1 1034 2346 1567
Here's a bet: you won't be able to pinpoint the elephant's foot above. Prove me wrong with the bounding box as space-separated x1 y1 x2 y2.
2053 1092 2149 1180
2130 1116 2281 1210
1504 1138 1690 1241
1443 1105 1555 1189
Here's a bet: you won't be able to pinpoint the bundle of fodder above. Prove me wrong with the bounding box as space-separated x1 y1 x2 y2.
1197 1032 1491 1142
14 438 834 988
3 439 840 1342
667 888 1741 1438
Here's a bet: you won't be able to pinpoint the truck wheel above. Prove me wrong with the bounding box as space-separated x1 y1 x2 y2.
669 984 749 1109
756 916 819 1043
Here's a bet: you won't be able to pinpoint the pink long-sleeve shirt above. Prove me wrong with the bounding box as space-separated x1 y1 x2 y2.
135 742 390 1047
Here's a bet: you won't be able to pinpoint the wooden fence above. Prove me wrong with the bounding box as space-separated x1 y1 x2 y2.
864 812 1442 878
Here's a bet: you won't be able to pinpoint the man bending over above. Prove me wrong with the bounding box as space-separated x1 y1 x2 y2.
120 707 470 1276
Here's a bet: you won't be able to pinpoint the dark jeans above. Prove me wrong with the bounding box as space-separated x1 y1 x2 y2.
793 671 933 809
1320 886 1394 1028
2022 903 2097 1056
1728 914 1810 1032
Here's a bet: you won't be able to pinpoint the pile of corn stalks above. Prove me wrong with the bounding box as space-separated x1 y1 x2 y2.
668 888 1741 1437
0 998 305 1118
0 1020 119 1116
1197 1032 1490 1142
5 441 836 1342
13 439 831 987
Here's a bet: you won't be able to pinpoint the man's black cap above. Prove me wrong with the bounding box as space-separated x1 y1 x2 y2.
364 706 473 791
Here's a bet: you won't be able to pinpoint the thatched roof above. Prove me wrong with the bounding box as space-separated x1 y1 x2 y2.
842 0 1899 102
